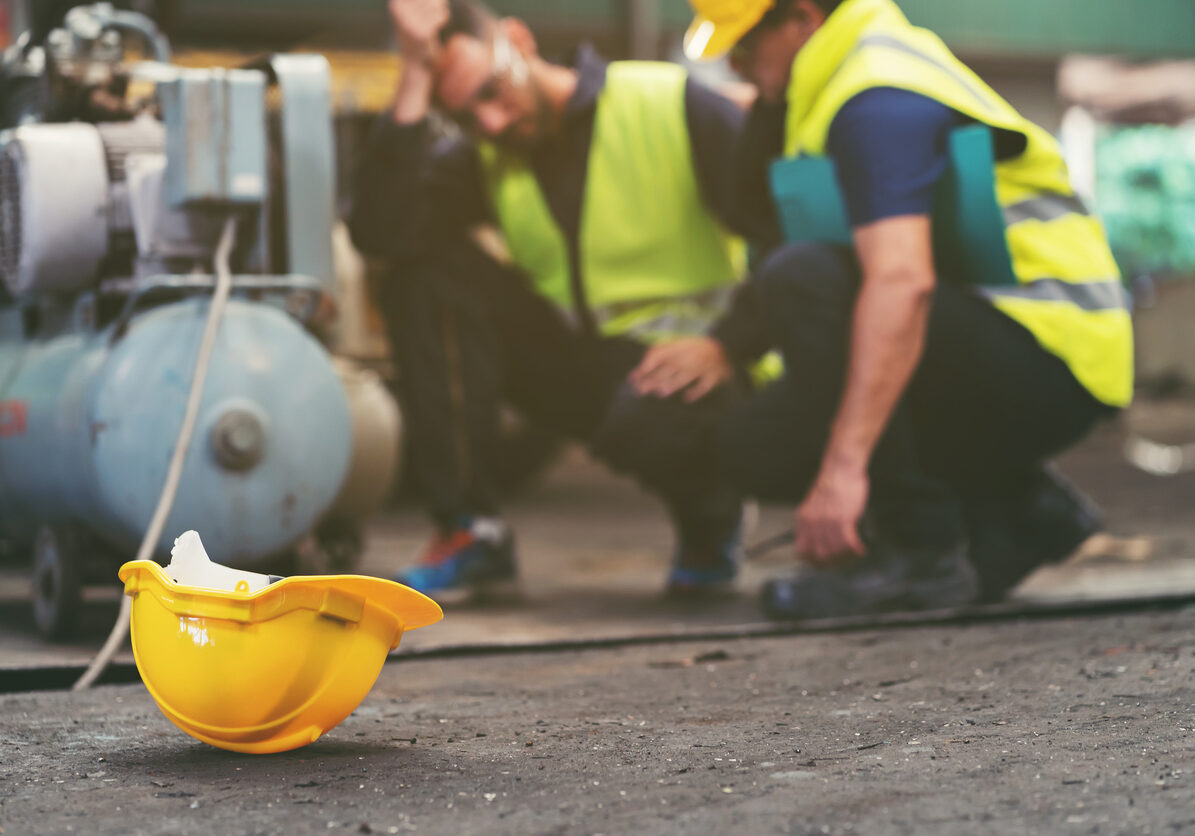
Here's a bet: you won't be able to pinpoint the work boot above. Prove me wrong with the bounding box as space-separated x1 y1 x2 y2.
664 493 752 596
967 466 1103 602
760 540 979 621
666 532 741 596
393 516 517 603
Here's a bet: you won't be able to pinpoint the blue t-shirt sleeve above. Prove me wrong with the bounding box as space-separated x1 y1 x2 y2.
826 88 968 227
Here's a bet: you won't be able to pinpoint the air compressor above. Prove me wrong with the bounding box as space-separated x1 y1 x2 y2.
0 4 400 638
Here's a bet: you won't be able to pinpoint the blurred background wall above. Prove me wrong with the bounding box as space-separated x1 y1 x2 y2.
4 0 1193 384
8 0 1194 125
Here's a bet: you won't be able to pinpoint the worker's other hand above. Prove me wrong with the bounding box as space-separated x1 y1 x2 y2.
629 337 733 402
308 293 340 339
390 0 450 65
795 465 868 564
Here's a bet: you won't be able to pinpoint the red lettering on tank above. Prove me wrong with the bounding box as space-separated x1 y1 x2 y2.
0 400 27 437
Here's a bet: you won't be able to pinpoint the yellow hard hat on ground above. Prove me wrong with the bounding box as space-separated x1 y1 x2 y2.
119 550 443 755
684 0 776 61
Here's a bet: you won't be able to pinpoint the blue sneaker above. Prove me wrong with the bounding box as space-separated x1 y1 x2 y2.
394 517 517 603
665 529 742 596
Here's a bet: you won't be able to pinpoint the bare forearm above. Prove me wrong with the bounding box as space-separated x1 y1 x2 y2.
391 57 436 125
792 210 936 560
821 272 932 477
386 0 449 125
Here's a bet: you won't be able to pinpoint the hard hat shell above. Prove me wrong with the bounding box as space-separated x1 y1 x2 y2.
684 0 776 61
118 560 443 754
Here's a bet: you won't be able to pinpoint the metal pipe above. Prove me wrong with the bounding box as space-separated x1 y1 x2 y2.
63 4 173 62
243 54 337 294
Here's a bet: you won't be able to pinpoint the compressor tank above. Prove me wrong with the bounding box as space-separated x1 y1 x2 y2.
0 296 352 563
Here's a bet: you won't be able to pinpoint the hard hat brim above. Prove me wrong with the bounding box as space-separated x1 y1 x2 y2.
118 559 445 630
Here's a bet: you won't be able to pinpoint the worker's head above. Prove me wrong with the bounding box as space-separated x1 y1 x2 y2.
685 0 842 103
432 1 558 150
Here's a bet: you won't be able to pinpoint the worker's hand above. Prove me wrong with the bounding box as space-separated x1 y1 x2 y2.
389 0 450 65
629 337 734 402
309 292 339 337
794 465 868 564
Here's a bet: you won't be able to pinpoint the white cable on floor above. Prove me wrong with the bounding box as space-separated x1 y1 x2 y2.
73 216 237 691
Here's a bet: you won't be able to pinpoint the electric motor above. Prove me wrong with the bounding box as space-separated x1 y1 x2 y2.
0 116 166 297
0 122 109 296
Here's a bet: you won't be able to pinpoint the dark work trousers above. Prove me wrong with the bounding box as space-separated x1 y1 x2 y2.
717 243 1114 550
379 242 744 555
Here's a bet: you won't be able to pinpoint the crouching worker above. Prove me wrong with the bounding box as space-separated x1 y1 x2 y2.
683 0 1132 618
349 0 775 600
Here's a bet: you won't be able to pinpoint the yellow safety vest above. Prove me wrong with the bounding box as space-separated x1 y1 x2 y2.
781 0 1133 407
478 61 747 343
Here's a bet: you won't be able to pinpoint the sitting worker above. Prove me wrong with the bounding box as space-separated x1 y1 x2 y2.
349 0 774 599
683 0 1132 617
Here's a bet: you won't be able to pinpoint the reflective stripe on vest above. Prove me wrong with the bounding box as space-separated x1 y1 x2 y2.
594 285 738 341
980 278 1129 311
479 61 746 343
781 0 1133 407
1002 193 1090 227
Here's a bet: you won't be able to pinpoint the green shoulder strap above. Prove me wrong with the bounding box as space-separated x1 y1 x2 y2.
769 125 1017 286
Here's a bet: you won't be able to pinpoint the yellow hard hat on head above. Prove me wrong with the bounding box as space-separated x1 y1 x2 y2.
684 0 776 61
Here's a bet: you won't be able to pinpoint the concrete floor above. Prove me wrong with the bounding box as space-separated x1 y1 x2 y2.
1 400 1194 833
2 609 1193 835
3 401 1194 667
